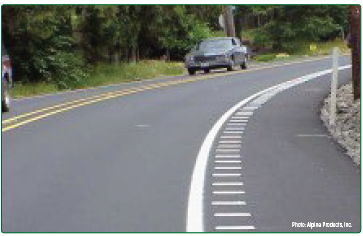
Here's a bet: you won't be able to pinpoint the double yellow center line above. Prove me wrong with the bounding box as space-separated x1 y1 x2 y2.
1 77 206 132
1 56 333 133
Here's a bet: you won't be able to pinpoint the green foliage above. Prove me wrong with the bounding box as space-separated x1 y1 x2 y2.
2 5 351 93
154 6 212 55
236 5 349 52
3 5 88 89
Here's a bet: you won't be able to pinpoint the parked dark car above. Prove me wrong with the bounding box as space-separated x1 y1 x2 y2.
2 44 12 112
185 37 248 75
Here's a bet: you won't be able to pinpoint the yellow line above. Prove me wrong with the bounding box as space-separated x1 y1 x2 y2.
2 79 196 125
1 78 200 132
1 56 335 132
2 88 137 125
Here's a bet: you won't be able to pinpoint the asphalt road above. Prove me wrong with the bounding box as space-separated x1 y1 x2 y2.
1 56 360 232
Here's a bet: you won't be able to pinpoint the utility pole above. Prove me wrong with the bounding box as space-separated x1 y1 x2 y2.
223 5 236 37
350 5 360 100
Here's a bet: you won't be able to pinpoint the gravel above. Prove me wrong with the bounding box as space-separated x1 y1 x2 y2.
321 82 360 165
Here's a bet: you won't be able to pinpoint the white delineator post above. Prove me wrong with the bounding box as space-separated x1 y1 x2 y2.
329 47 339 126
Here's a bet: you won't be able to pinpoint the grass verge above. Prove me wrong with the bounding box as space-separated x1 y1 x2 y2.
11 60 185 98
253 39 350 63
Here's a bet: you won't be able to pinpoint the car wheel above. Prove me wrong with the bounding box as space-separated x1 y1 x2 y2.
227 57 236 71
204 68 210 74
241 58 248 70
227 63 234 71
2 85 10 112
188 68 196 76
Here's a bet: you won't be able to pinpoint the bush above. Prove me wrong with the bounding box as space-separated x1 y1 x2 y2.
45 51 88 90
3 6 88 90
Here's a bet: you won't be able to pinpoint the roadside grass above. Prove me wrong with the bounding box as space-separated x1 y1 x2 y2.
11 60 185 98
253 54 277 62
11 82 59 98
85 60 184 87
253 39 350 63
290 39 350 56
11 40 349 98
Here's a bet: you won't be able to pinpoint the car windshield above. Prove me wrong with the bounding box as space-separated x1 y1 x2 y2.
198 39 233 50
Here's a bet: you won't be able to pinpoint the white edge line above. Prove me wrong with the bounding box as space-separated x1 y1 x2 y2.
186 65 351 232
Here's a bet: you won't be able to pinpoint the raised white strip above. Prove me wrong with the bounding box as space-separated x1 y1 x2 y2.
218 140 242 143
229 120 248 123
235 111 254 116
214 166 242 170
212 182 243 186
217 144 241 148
223 131 243 135
215 155 240 159
187 65 351 232
224 127 244 131
213 173 241 177
215 226 256 230
212 201 246 206
215 160 242 164
215 154 241 157
214 213 251 217
216 149 240 153
230 117 249 120
220 136 242 139
226 123 247 126
241 107 259 110
233 114 251 117
213 191 245 195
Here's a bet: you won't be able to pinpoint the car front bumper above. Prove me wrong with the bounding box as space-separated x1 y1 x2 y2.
185 60 231 70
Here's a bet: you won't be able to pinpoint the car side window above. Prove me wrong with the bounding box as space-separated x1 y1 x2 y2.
232 39 237 46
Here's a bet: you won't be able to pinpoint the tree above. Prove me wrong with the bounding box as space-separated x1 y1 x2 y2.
2 5 87 89
235 5 349 52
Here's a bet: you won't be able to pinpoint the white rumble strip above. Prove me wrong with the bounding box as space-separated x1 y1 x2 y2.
214 160 242 164
215 154 241 158
212 201 246 206
214 166 242 170
209 111 254 231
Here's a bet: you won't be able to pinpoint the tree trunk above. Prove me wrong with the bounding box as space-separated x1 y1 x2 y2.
350 5 360 100
131 46 137 62
166 49 170 62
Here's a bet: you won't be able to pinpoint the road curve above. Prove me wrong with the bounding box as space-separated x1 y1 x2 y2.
1 56 359 232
